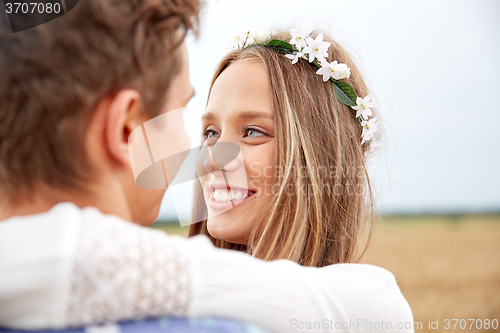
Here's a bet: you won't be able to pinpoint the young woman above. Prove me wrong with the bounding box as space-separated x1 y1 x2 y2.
189 29 379 267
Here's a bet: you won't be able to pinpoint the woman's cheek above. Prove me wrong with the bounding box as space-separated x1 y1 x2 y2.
249 179 262 195
262 165 274 179
249 161 262 178
243 142 275 194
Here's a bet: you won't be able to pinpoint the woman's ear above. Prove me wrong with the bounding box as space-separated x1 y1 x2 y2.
105 89 145 169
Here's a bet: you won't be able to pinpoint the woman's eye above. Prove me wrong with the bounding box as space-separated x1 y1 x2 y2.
204 129 219 139
244 127 265 138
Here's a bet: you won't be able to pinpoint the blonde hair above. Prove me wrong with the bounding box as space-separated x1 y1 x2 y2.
189 31 376 267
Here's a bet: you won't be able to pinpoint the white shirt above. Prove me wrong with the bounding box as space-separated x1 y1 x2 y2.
0 202 414 332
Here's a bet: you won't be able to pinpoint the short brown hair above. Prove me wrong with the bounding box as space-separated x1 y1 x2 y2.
0 0 200 202
189 31 376 267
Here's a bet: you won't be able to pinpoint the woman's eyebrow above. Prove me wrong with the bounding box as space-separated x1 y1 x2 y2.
202 110 273 122
237 111 274 120
201 112 216 121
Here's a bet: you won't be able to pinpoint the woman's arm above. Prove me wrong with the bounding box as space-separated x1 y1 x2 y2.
183 235 414 333
67 208 414 333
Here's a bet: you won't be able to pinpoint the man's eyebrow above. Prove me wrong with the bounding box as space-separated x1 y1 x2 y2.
201 110 273 122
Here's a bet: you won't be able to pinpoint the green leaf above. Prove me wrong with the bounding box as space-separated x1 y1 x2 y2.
331 81 357 106
265 39 294 50
269 47 294 54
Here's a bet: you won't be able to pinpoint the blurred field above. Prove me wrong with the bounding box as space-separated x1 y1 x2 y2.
151 214 500 332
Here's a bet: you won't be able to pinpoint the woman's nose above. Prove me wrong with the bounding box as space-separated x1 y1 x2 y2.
198 142 241 176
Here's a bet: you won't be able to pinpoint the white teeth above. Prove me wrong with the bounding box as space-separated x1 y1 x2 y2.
214 190 221 201
212 189 248 203
220 191 227 201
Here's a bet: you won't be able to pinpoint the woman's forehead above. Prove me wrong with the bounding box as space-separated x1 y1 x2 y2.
205 60 273 119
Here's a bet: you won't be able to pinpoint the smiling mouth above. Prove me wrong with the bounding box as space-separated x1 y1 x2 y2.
212 189 256 203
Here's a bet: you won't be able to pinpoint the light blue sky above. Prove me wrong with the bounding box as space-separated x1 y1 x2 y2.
158 0 500 221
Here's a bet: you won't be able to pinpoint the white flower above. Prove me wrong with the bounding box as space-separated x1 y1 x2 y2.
228 34 245 49
316 60 351 82
302 33 331 63
332 62 350 80
285 52 305 64
227 41 241 50
289 28 308 51
241 28 255 46
253 27 271 44
352 94 376 119
361 118 379 144
316 60 333 81
228 29 255 49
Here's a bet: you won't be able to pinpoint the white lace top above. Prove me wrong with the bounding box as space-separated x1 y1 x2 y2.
0 203 415 333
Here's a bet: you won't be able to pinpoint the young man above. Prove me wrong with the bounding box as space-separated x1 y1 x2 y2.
0 1 414 332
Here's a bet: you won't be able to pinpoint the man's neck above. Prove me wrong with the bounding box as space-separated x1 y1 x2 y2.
0 182 132 222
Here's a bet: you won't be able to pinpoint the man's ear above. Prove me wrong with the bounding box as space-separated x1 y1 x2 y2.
105 89 145 169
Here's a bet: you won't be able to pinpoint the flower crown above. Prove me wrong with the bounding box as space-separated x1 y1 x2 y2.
228 28 379 154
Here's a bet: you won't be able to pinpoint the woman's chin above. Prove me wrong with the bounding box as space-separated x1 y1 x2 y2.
207 216 249 245
207 216 233 239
